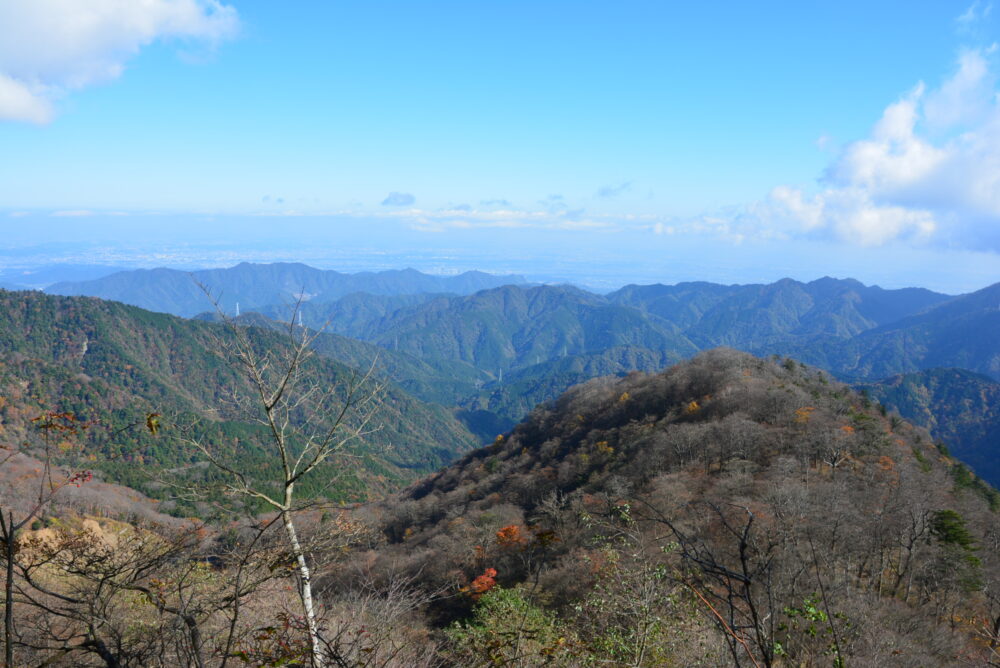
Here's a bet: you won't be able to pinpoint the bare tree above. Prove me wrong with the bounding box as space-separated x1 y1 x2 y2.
0 411 96 667
638 500 778 668
11 515 288 667
188 298 383 667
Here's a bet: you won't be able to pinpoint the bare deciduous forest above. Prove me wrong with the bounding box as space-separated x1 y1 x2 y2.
3 348 999 666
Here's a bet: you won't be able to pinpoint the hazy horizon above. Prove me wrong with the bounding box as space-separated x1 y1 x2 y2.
0 241 994 296
3 2 1000 294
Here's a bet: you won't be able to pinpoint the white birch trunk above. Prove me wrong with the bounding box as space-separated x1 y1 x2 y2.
282 509 324 667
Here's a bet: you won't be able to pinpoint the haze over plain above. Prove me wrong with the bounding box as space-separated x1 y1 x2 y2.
2 1 1000 292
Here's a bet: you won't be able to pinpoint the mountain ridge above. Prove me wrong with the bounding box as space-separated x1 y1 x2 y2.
46 262 529 317
347 349 1000 665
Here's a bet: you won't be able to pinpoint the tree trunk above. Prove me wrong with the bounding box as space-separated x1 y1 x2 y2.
82 637 122 668
183 614 205 668
282 509 324 667
1 511 13 668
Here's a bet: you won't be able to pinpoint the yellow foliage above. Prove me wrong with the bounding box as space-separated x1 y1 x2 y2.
685 400 700 414
618 392 630 402
794 406 816 423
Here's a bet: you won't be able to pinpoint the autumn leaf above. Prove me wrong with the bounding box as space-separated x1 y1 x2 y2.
146 413 161 435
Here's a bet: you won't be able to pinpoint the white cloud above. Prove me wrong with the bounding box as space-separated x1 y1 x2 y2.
0 72 52 123
826 83 947 196
760 187 936 246
0 0 238 123
923 48 995 128
731 46 1000 251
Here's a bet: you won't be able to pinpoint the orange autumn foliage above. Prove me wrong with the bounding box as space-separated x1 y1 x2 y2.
496 524 527 548
466 567 498 599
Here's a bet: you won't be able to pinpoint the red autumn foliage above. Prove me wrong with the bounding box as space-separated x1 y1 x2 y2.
68 470 93 487
467 567 498 599
496 524 527 548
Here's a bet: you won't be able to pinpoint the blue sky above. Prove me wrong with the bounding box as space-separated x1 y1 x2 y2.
1 1 1000 292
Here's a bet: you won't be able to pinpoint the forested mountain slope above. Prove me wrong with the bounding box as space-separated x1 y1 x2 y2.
51 264 980 402
0 290 478 513
360 284 699 373
350 349 1000 666
264 277 950 374
237 276 1000 483
829 281 1000 381
609 276 949 349
197 310 489 408
41 267 1000 493
261 276 954 388
459 344 680 427
859 368 1000 485
255 291 449 340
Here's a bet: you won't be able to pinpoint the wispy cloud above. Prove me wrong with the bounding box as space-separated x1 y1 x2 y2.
596 181 632 198
51 210 96 217
384 205 626 234
0 0 239 124
381 192 416 206
957 1 992 27
538 194 569 214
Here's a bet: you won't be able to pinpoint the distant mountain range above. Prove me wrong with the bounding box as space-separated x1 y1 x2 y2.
609 276 950 344
0 263 124 289
47 262 528 317
258 276 954 374
33 262 1000 485
256 276 967 400
251 275 1000 483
